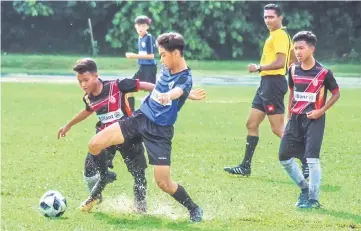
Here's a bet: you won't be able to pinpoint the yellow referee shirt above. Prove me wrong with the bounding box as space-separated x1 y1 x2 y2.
260 27 293 76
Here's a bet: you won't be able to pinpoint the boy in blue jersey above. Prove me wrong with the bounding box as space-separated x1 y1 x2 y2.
83 32 204 222
126 15 157 111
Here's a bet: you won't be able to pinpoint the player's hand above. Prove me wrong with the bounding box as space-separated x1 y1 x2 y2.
57 125 71 139
248 63 259 73
158 93 171 105
189 88 206 100
306 109 324 120
125 52 137 58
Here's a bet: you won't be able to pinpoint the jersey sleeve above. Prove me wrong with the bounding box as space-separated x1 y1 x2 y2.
146 35 155 54
83 95 93 112
288 66 295 89
324 70 339 94
175 73 192 94
273 31 290 55
117 78 140 93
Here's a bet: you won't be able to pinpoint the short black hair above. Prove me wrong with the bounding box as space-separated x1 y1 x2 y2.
135 15 152 25
73 58 97 74
157 32 185 56
264 4 282 16
292 31 317 47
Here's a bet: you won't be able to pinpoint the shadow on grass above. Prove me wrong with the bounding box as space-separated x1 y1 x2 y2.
250 177 341 192
298 208 361 226
93 212 218 231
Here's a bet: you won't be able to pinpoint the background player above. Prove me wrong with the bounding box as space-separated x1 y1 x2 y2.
279 31 340 208
126 15 157 111
224 4 309 177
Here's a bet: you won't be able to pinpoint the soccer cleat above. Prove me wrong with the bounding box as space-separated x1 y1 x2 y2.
79 196 99 212
96 193 103 205
223 164 251 176
302 164 309 179
134 199 147 213
189 206 203 222
296 189 309 208
298 199 322 209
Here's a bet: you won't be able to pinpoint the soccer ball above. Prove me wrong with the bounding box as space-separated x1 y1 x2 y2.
39 190 67 217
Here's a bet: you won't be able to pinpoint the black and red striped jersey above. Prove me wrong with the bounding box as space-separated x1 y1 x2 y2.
83 78 140 130
288 61 339 115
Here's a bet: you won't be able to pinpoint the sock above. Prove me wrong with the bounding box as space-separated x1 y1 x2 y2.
128 96 135 112
300 158 308 168
84 173 99 192
84 152 97 177
90 151 109 198
307 158 321 201
241 136 259 167
171 184 198 211
280 158 308 190
131 169 147 203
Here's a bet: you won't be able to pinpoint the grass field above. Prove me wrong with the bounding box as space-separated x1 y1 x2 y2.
1 54 361 77
1 83 361 231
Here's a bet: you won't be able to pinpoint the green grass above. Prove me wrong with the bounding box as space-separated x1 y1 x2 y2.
2 83 361 231
1 53 360 77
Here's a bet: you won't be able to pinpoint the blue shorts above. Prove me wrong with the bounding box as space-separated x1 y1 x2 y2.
118 110 174 166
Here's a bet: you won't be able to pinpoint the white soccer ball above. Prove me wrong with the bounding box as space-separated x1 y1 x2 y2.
39 190 67 217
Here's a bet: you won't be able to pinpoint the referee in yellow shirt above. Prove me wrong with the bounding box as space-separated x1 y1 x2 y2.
224 4 308 177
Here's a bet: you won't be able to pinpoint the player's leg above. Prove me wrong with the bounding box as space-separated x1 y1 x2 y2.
278 116 308 207
298 116 325 209
224 88 266 176
128 67 144 111
153 166 203 222
141 117 203 222
117 137 148 213
81 120 133 212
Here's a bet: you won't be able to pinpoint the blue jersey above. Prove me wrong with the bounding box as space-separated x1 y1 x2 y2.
140 66 192 126
138 33 156 66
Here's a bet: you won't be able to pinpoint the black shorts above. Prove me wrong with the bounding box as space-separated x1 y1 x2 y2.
133 65 157 84
118 110 174 166
96 126 147 172
278 114 325 161
252 75 288 115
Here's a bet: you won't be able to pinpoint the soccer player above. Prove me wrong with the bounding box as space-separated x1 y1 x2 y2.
279 31 340 208
224 4 308 177
126 15 157 111
82 32 204 222
58 58 205 213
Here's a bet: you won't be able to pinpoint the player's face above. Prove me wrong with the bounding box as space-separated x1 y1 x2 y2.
294 41 315 62
77 72 98 94
135 24 149 37
159 46 178 70
264 10 282 31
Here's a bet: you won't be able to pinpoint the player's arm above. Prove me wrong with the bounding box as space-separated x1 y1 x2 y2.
57 109 93 139
126 35 155 60
139 81 155 91
126 53 154 60
287 66 295 120
307 71 340 119
188 88 206 100
289 48 297 66
158 87 184 105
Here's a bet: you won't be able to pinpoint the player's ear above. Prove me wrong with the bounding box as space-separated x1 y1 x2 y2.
279 15 283 20
310 46 315 53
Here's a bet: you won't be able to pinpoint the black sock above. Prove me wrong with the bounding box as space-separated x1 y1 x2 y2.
171 184 198 211
128 96 135 112
300 158 307 167
131 169 147 202
241 135 259 168
90 151 109 198
84 152 97 177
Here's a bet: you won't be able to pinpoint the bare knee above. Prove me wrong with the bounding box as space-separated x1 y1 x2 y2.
156 179 172 193
271 125 283 137
88 138 103 155
246 119 259 131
